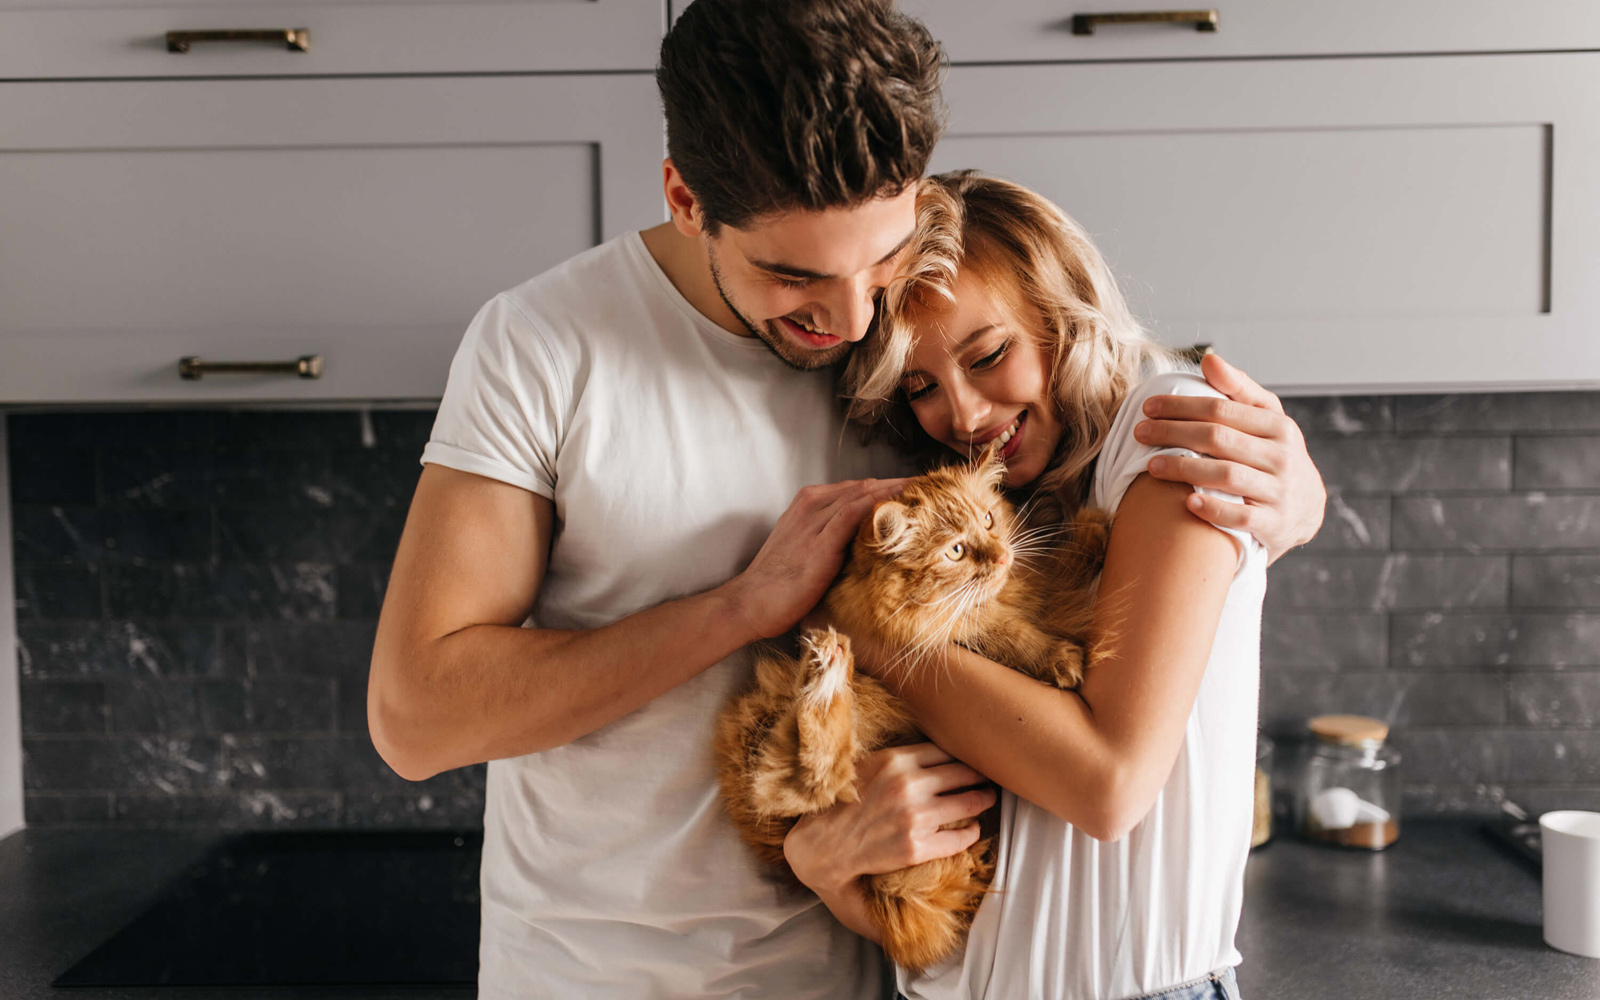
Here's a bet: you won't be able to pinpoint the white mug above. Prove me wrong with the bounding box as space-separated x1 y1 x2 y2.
1541 810 1600 959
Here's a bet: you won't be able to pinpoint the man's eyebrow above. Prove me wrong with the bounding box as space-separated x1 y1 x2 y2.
748 227 918 281
900 325 998 382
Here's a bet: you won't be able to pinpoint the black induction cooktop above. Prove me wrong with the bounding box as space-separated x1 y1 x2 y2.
52 828 482 987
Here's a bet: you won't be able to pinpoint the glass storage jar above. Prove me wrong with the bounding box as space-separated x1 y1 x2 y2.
1295 714 1401 850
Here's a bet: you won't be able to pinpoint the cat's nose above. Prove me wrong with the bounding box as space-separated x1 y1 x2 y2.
994 549 1012 568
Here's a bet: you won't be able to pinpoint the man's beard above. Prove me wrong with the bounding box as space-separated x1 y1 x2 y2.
706 243 853 372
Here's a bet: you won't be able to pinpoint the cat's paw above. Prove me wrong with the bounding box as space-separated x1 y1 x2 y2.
1044 641 1087 690
798 627 854 710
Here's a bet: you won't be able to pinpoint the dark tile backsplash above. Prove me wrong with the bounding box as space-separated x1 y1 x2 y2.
9 407 485 829
1270 392 1600 817
9 391 1600 827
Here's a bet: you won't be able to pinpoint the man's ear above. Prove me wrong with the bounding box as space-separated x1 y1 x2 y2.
871 501 913 554
663 159 705 238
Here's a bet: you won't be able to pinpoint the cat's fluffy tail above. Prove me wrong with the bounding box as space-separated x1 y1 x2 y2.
862 840 995 974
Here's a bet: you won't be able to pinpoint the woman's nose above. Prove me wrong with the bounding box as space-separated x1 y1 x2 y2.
948 382 990 440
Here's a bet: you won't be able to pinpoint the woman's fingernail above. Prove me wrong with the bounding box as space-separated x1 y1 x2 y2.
1149 456 1168 475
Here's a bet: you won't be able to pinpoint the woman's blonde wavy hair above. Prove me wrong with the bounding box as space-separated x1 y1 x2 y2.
842 169 1177 507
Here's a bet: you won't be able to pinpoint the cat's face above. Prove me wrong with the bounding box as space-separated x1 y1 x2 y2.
860 444 1018 607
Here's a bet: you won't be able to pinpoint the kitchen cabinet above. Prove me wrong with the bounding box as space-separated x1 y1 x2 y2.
0 74 667 402
0 0 665 77
932 53 1600 393
902 0 1600 65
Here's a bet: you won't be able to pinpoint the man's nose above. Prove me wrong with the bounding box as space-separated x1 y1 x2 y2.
830 279 878 343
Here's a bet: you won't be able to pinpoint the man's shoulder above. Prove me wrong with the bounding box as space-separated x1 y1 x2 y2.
496 231 656 338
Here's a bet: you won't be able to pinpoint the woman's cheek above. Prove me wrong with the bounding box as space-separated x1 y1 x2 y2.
910 398 957 453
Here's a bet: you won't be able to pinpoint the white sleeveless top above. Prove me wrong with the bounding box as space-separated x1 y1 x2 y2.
898 371 1267 1000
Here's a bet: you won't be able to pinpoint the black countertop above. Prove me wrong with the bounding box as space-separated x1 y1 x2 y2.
2 820 1596 999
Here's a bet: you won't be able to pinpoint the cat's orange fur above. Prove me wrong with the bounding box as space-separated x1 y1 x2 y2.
713 444 1112 972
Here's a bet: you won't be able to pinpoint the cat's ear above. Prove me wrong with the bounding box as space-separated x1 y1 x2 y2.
975 441 1006 490
870 501 913 554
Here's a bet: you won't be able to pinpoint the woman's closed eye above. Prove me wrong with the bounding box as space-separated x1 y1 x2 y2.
903 339 1014 402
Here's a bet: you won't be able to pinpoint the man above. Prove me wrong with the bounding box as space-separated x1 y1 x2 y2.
367 1 1325 997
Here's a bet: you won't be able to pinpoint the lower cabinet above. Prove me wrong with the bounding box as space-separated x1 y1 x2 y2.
0 74 665 403
935 53 1600 394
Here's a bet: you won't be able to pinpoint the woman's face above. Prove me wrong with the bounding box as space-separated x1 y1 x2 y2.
900 267 1064 489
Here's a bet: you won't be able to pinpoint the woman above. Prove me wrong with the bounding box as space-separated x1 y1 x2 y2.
784 170 1265 1000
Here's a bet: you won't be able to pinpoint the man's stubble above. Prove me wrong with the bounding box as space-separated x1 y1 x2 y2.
705 241 853 372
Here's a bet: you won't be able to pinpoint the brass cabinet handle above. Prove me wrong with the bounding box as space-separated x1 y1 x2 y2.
1071 9 1219 35
178 355 323 380
166 29 310 53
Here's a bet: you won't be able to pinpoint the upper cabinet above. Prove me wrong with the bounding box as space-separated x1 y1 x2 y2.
0 0 665 77
0 74 667 403
0 2 670 404
902 1 1600 63
932 52 1600 394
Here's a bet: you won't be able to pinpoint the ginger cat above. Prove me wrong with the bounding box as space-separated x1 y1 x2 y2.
714 444 1112 972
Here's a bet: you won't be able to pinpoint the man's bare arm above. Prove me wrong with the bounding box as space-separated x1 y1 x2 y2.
368 464 904 781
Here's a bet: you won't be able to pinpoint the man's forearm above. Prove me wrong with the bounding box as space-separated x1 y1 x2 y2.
372 583 756 780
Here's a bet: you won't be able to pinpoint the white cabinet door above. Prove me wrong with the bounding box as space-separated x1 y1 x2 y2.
0 75 666 403
931 53 1600 394
0 0 665 77
902 0 1600 64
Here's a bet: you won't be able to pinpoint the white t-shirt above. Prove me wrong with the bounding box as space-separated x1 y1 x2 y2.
420 230 909 999
899 371 1267 1000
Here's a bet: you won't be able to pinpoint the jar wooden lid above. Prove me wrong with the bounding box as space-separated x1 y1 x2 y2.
1309 714 1389 745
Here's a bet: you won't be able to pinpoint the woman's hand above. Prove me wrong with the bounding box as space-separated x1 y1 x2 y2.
784 743 994 902
1136 352 1326 564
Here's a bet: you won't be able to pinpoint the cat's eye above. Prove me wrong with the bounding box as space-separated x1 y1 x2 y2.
983 511 994 530
946 542 965 561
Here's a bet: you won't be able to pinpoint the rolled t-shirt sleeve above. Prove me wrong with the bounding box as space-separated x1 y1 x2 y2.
1092 371 1262 570
421 293 566 499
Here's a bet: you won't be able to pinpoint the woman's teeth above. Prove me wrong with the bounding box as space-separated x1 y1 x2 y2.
997 416 1022 446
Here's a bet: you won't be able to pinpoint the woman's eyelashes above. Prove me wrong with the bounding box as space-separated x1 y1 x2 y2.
902 338 1014 403
972 338 1011 371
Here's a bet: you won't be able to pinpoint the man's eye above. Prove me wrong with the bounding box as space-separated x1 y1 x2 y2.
773 275 811 290
972 340 1011 371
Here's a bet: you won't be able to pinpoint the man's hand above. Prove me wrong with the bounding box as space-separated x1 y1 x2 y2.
1136 353 1326 564
783 744 995 897
724 478 907 642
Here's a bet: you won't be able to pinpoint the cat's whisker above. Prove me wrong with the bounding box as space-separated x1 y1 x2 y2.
1007 524 1067 546
882 584 979 678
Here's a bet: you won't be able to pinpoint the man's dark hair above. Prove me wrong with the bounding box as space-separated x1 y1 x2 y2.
657 0 946 233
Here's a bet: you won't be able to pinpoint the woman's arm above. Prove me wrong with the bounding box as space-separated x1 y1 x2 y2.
863 473 1241 841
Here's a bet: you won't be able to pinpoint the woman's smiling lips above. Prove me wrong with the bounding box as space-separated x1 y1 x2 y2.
968 410 1027 460
777 315 841 348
